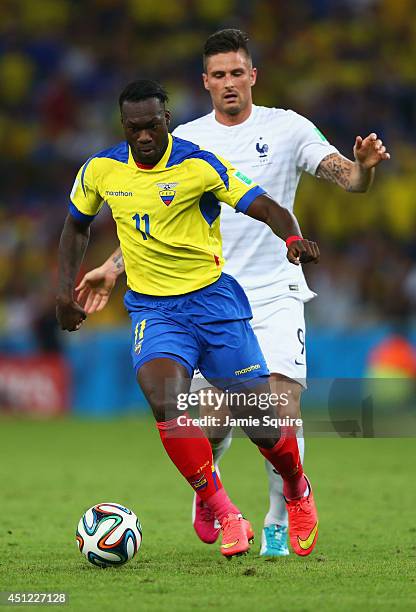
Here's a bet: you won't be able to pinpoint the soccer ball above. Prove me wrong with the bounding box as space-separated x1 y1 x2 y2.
76 502 142 567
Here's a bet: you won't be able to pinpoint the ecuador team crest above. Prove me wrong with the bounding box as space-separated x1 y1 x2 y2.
157 182 178 206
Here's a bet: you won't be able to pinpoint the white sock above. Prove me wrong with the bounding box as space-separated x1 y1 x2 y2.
211 429 233 465
263 428 305 527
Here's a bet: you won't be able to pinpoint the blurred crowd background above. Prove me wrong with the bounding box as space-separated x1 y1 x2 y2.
1 0 415 407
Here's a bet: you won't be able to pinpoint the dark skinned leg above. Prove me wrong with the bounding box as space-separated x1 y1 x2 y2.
224 376 306 499
198 386 232 444
199 374 302 445
225 377 280 449
137 357 240 518
137 357 191 422
263 373 305 526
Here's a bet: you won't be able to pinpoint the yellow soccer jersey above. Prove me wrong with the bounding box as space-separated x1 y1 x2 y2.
69 134 266 295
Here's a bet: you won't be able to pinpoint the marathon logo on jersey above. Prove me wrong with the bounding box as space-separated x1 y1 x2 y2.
188 473 208 492
157 182 178 206
235 364 261 376
105 190 133 196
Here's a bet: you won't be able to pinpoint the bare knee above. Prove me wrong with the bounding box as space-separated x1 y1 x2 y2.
137 358 190 422
145 390 180 422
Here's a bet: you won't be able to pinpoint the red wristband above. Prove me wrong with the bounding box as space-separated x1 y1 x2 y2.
285 235 302 248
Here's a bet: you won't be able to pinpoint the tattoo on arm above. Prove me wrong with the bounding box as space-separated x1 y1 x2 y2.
316 153 354 191
112 247 124 271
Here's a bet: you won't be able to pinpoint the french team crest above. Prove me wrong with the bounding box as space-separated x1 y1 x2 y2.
156 182 178 206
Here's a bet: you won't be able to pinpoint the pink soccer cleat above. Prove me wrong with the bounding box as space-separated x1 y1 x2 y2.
192 494 221 544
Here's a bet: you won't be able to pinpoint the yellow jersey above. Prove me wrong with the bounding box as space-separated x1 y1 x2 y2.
69 134 265 295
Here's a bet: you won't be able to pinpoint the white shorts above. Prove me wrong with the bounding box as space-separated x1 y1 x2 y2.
190 294 307 392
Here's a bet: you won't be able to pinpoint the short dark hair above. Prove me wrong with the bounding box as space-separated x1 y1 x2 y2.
203 29 251 70
119 80 168 109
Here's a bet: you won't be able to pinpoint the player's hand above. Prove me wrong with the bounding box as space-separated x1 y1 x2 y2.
353 133 390 169
287 239 320 266
76 267 117 314
56 297 86 332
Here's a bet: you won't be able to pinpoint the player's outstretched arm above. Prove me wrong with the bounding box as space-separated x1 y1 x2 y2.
246 194 319 266
316 132 390 192
76 247 125 314
56 214 90 332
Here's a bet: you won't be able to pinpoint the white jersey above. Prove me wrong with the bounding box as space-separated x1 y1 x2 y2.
173 105 338 303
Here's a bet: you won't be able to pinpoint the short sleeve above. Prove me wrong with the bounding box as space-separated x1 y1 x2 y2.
291 112 339 176
69 158 104 224
199 152 266 214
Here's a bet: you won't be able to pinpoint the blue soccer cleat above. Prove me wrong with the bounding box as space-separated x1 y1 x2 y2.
259 524 290 557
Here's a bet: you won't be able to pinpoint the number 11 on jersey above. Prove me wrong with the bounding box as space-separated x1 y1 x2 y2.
132 213 151 240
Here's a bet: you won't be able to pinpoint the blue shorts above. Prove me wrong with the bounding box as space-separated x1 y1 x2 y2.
124 273 269 390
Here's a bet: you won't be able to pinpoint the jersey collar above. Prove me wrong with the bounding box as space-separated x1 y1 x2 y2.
128 134 173 171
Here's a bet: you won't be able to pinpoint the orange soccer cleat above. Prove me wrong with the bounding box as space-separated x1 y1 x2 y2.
220 513 253 558
242 518 255 544
286 476 318 556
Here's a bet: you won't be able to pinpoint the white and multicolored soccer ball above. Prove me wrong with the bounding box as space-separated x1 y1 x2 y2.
76 502 142 567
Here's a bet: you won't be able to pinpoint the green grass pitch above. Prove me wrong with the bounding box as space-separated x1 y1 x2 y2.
0 417 415 611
